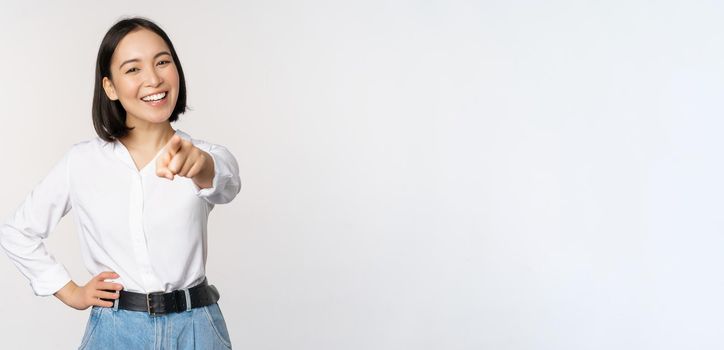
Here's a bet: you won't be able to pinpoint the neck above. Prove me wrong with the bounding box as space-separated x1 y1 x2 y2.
118 115 175 151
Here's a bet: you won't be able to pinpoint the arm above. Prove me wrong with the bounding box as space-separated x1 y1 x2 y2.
0 148 124 309
156 135 242 205
192 143 242 205
0 149 74 297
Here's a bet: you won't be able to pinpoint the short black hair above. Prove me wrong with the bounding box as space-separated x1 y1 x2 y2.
92 17 187 142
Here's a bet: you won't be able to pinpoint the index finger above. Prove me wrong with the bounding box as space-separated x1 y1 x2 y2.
155 151 174 180
98 281 124 291
164 134 183 156
95 271 119 281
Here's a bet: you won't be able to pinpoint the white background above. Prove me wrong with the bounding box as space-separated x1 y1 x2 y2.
1 0 722 349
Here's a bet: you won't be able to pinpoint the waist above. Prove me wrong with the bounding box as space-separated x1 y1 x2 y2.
101 277 221 316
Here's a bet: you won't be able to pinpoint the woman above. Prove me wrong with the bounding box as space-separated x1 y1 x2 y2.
0 17 240 349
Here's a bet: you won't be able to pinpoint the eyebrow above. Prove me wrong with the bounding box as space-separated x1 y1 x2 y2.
119 51 172 69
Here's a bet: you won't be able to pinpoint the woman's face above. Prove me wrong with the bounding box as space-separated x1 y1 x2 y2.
102 28 179 126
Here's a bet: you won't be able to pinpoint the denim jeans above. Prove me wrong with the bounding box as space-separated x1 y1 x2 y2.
78 302 232 349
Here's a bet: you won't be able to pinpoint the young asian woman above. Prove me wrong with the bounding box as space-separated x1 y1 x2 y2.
0 17 240 349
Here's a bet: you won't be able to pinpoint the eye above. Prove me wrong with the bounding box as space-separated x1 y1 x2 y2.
158 60 171 66
126 67 139 74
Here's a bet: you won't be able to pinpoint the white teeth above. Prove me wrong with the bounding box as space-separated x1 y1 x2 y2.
142 92 166 101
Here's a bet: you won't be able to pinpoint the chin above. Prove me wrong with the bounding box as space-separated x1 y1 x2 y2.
142 106 174 121
126 112 171 125
148 114 173 123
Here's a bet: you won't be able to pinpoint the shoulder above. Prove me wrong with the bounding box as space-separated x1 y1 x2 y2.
65 136 110 156
57 136 113 169
175 128 221 151
174 129 237 168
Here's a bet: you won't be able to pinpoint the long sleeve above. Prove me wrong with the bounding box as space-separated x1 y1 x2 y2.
193 143 241 205
0 149 73 297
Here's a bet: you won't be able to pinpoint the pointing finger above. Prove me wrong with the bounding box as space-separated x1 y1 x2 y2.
165 134 182 156
156 152 175 180
168 152 188 174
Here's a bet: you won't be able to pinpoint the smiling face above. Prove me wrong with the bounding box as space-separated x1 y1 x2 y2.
102 28 180 126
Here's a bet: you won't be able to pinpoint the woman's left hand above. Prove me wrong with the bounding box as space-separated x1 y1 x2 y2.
156 134 215 189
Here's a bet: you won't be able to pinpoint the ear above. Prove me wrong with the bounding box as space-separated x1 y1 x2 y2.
102 77 119 101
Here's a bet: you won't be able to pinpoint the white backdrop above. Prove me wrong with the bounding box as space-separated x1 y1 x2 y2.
1 0 722 349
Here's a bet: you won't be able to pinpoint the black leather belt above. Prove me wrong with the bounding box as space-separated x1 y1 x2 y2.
100 277 220 316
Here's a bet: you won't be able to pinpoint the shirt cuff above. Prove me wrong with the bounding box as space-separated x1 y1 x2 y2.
193 151 221 197
31 264 72 297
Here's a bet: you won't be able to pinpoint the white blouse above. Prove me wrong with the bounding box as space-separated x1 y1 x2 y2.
0 128 241 296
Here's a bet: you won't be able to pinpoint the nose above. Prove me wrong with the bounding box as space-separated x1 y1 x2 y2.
144 67 164 87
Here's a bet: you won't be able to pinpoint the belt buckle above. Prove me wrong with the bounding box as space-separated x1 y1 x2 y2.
146 291 165 316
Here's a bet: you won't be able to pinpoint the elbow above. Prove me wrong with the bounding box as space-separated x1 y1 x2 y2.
219 179 242 205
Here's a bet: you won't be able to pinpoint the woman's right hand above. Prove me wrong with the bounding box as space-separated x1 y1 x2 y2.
53 271 124 310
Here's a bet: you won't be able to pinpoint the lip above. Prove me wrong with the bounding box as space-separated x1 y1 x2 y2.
141 91 169 108
140 90 168 100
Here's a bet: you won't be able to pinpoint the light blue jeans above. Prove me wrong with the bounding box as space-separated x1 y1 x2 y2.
78 302 232 349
